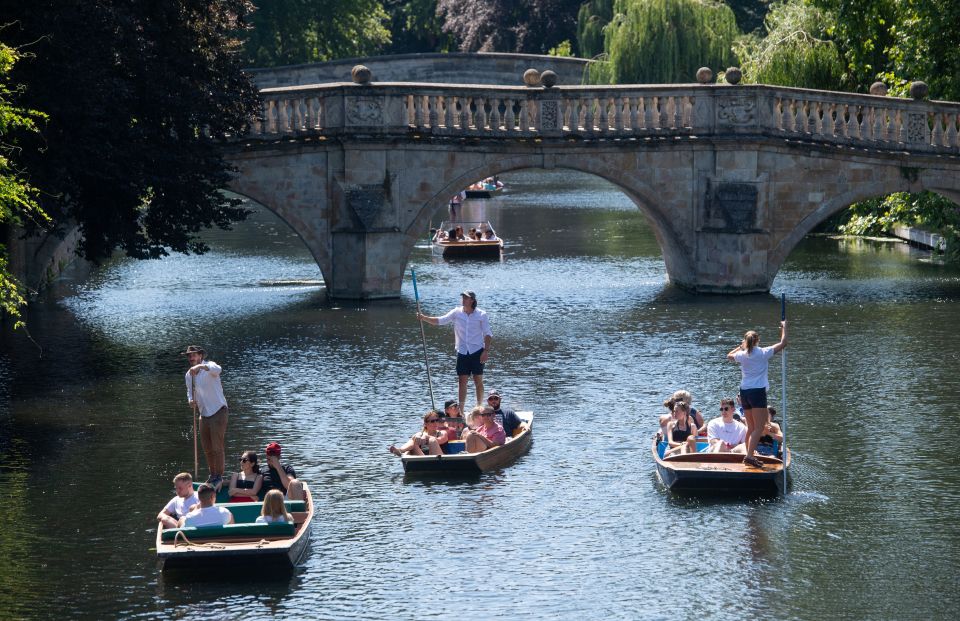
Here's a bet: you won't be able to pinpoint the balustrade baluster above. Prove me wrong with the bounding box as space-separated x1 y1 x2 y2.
810 102 822 135
683 96 694 128
441 96 451 129
458 97 469 130
613 97 624 132
845 104 859 139
427 95 439 129
414 95 425 128
792 100 804 134
873 107 885 141
832 104 844 138
295 98 307 132
673 96 683 129
278 100 290 134
945 112 959 148
931 112 944 146
584 97 595 133
490 97 502 131
518 99 529 133
504 98 516 132
885 109 897 142
597 97 609 133
779 98 792 132
628 97 638 131
570 97 582 132
659 97 669 129
643 97 654 130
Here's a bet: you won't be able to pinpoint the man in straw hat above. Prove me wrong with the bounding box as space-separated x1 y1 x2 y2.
417 290 493 412
182 345 229 488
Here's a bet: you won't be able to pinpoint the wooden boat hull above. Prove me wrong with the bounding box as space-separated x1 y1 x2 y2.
464 188 502 199
435 239 503 258
652 438 790 495
156 483 314 572
402 412 533 475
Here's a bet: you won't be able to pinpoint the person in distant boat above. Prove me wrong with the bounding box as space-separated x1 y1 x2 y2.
462 405 505 453
388 411 444 456
727 321 787 468
256 489 294 524
259 442 304 501
179 483 234 527
183 344 229 489
417 290 493 412
228 450 263 503
663 401 699 457
454 225 466 241
756 406 783 457
486 389 525 438
660 390 703 435
157 472 199 530
449 191 465 221
706 398 747 453
483 229 499 242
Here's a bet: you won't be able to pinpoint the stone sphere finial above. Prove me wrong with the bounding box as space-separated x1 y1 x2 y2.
351 65 372 84
909 81 929 100
724 67 742 85
696 67 713 84
540 70 558 88
523 68 541 87
869 81 888 96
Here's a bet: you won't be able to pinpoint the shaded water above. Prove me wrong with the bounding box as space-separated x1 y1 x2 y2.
1 169 959 620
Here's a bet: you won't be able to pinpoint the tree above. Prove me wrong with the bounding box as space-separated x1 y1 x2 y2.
243 0 392 66
437 0 582 54
0 41 48 327
587 0 741 85
577 0 614 59
383 0 454 55
1 0 260 265
734 0 844 90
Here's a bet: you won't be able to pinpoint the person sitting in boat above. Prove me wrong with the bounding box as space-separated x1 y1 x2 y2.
486 389 525 438
483 229 499 242
440 399 464 445
157 472 199 530
388 411 444 456
705 398 747 453
663 401 699 457
227 450 263 503
179 483 234 527
454 225 466 241
255 489 294 524
462 405 505 453
259 442 305 501
434 229 448 242
756 406 784 457
468 227 479 241
660 390 704 436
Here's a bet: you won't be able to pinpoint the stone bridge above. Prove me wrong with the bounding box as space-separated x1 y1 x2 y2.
225 76 960 298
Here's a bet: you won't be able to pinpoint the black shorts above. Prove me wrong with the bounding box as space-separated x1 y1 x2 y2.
739 387 767 409
456 349 485 376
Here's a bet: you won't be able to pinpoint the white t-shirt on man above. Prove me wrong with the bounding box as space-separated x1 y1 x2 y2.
182 505 232 527
707 418 747 446
437 307 493 355
163 493 199 520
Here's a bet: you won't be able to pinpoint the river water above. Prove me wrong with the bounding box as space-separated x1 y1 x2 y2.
1 170 959 620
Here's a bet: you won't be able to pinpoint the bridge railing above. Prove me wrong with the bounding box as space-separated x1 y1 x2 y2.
248 82 960 154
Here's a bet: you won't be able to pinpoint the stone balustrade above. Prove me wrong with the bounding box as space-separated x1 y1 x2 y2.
247 82 960 155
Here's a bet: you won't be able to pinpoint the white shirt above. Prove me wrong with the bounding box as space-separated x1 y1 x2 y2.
163 493 199 519
182 505 232 527
255 515 289 524
707 418 747 446
733 346 777 389
185 360 228 417
437 306 493 355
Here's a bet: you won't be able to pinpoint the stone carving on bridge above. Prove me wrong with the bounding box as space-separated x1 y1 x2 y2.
716 96 756 126
344 184 387 229
346 97 383 126
906 112 927 143
540 100 560 130
704 180 760 233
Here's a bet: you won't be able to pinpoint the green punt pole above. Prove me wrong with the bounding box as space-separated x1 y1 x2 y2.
781 293 788 494
411 269 437 413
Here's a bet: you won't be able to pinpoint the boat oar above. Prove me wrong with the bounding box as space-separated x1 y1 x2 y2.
780 293 788 494
191 375 199 480
411 268 437 413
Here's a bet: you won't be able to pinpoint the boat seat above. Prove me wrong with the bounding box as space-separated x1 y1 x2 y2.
659 440 711 459
192 482 231 504
445 441 466 455
219 500 307 524
161 521 294 542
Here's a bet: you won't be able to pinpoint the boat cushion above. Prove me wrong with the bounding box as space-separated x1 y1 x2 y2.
161 522 294 542
220 500 306 524
445 441 465 455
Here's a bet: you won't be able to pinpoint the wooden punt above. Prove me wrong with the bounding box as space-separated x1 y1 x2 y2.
401 412 533 475
155 483 314 572
652 436 790 495
464 186 503 199
432 220 503 259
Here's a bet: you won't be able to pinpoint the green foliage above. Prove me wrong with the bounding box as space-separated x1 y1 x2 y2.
3 0 260 264
0 42 48 327
244 0 392 66
577 0 613 58
548 40 574 57
724 0 773 33
734 0 844 89
882 0 960 101
383 0 454 54
839 192 960 260
810 0 897 92
437 0 582 54
587 0 741 85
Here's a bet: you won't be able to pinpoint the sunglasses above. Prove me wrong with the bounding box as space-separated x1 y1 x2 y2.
426 419 441 423
240 457 254 463
487 397 500 401
720 406 732 411
479 412 493 417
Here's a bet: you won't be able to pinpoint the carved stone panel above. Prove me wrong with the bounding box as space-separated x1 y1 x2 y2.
344 184 386 230
346 97 383 126
705 181 758 233
716 96 756 126
906 112 927 144
540 100 560 130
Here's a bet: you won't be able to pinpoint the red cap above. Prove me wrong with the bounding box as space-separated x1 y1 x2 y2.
265 442 282 455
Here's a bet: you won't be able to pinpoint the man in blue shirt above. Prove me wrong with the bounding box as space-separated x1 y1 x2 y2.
486 389 526 438
418 290 493 411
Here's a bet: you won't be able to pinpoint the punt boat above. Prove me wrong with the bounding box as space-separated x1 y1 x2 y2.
401 411 533 475
432 220 503 259
155 482 314 572
652 436 790 495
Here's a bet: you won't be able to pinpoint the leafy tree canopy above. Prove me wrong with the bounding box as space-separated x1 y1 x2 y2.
437 0 582 55
1 0 260 265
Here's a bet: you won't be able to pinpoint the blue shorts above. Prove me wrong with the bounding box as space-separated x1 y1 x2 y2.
456 349 485 376
739 387 767 409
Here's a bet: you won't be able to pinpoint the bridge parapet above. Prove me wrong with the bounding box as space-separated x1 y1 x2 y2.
247 82 960 155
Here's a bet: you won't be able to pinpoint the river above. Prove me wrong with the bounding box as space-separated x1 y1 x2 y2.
1 169 958 620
